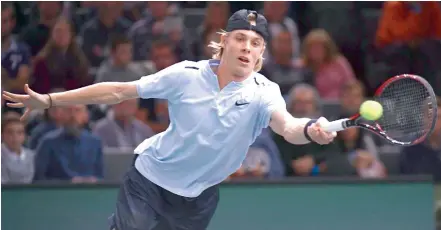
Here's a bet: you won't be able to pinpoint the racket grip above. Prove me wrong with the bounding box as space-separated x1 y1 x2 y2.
322 118 349 132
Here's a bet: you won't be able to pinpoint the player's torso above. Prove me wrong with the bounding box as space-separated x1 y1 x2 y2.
168 60 263 148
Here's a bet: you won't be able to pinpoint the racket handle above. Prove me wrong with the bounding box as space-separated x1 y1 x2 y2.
322 118 350 132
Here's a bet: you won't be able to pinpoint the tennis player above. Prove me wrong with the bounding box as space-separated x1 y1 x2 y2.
3 10 337 230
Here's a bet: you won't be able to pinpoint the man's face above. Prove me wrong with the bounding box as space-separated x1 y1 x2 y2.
151 45 176 70
263 1 288 22
271 31 293 63
222 30 265 77
113 43 133 66
113 98 138 119
148 2 168 20
38 2 61 19
341 87 364 114
2 122 25 150
67 105 89 127
1 7 15 38
290 90 317 117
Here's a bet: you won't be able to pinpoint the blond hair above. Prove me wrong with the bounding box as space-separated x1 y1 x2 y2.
208 13 264 72
301 29 340 70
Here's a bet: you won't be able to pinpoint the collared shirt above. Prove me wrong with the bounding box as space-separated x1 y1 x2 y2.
1 143 35 184
133 59 286 197
34 128 103 181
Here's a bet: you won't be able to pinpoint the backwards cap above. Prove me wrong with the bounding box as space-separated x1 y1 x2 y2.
225 9 269 42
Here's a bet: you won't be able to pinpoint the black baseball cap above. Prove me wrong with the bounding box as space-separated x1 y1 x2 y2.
226 9 269 42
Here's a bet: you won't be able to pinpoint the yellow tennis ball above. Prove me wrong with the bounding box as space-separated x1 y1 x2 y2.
360 100 383 121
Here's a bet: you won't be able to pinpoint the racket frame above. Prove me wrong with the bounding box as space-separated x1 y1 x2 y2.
323 74 438 146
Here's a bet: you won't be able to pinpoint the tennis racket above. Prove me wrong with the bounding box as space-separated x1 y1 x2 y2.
323 74 438 146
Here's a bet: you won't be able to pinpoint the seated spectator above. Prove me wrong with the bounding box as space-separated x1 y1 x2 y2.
375 2 441 90
79 1 131 68
399 97 441 181
261 29 313 94
1 3 31 94
19 2 62 57
34 104 103 183
262 1 301 58
95 35 153 83
1 112 35 184
93 98 154 151
27 88 70 149
31 17 91 94
300 29 356 100
129 2 193 61
229 128 285 179
195 1 230 59
273 84 336 176
339 80 366 116
335 119 387 178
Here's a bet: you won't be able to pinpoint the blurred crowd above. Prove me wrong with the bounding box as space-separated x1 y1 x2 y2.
1 1 441 185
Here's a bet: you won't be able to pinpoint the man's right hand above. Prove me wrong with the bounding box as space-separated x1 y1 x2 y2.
2 84 51 121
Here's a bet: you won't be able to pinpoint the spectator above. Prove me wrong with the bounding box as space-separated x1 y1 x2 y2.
375 2 441 90
195 2 230 58
301 29 356 100
79 1 131 68
27 88 70 149
375 2 441 49
399 97 441 182
129 2 193 61
137 40 178 133
335 117 387 178
19 2 62 56
1 3 31 94
93 98 154 151
31 17 90 94
273 84 335 176
200 29 220 59
34 104 103 183
1 112 35 184
261 29 313 94
95 35 153 83
230 128 285 179
339 80 366 116
262 1 301 58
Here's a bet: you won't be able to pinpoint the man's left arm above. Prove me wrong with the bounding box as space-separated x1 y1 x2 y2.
260 84 335 145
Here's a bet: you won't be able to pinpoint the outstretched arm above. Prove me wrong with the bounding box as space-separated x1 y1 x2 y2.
269 108 336 145
3 61 187 120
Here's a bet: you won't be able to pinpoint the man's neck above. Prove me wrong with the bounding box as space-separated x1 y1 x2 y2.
114 115 131 128
5 144 22 155
111 58 128 68
216 59 250 90
274 56 291 67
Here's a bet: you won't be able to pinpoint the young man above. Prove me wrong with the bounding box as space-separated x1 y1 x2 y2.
3 10 336 230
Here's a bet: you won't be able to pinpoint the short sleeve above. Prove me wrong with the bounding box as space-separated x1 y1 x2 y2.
257 83 287 129
135 61 186 101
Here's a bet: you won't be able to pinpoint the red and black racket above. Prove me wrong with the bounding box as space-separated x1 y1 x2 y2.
323 74 438 146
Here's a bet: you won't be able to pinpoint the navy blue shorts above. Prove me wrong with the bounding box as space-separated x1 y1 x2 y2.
108 162 219 230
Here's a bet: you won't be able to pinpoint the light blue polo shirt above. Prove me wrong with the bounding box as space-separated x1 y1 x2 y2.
134 59 286 197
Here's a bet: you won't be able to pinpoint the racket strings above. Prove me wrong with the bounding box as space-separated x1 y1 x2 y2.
375 78 435 143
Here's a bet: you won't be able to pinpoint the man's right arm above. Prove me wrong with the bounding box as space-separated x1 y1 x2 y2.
48 61 188 107
48 81 138 107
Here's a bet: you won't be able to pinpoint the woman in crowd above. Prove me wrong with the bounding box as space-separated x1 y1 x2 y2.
300 29 356 100
31 16 90 94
